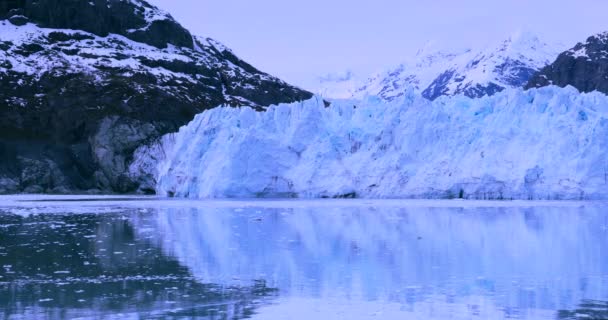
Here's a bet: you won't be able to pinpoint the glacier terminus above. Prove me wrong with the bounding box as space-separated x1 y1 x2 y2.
130 86 608 200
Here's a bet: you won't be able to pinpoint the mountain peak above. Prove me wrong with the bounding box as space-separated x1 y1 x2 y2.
314 70 361 99
494 30 558 60
0 0 312 194
0 0 193 49
586 31 608 45
414 40 440 58
316 32 563 101
505 30 541 45
526 30 608 94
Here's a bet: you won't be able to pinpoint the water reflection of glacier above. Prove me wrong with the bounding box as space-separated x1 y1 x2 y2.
133 204 608 318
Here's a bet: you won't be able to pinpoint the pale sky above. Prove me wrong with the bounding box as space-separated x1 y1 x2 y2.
148 0 608 89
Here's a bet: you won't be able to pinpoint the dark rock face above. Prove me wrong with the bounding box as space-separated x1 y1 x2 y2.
494 58 539 87
421 70 456 100
526 32 608 94
0 1 312 194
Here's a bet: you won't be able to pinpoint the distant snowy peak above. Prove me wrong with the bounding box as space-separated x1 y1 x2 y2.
319 32 563 101
526 31 608 95
314 71 361 99
419 32 561 100
352 48 468 101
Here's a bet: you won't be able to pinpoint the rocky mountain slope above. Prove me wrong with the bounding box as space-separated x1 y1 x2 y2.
317 32 562 101
0 0 312 194
526 32 608 94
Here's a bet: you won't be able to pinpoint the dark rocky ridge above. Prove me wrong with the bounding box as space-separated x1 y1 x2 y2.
0 0 193 49
526 32 608 94
0 0 312 194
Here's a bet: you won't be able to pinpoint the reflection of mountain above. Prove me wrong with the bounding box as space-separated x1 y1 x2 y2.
0 211 277 319
133 205 608 318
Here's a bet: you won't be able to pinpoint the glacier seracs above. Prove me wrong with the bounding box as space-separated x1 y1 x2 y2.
130 86 608 199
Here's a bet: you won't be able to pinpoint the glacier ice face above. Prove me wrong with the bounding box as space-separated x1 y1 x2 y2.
130 86 608 199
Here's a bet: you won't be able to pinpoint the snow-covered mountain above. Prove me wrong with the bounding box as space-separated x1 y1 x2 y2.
0 0 311 194
317 32 563 100
314 71 362 99
130 86 608 200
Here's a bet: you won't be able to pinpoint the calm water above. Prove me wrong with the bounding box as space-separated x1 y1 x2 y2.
1 197 608 319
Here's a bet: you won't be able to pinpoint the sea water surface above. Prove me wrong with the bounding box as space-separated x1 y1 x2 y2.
0 196 607 319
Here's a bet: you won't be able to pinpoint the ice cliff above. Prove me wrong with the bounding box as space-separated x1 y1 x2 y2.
130 86 608 199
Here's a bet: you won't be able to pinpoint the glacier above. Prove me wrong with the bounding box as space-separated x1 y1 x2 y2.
130 86 608 199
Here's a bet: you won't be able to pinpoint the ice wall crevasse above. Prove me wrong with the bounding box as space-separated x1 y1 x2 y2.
130 86 608 199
